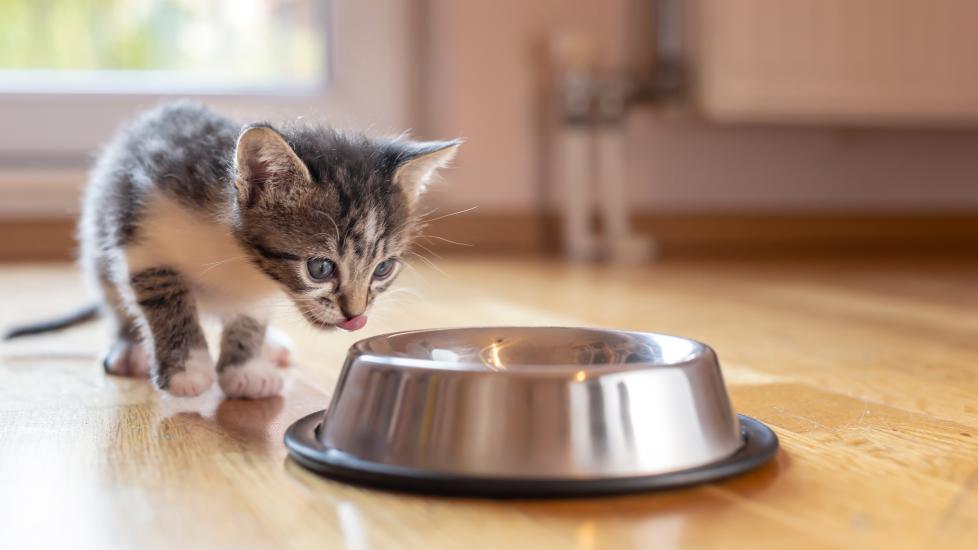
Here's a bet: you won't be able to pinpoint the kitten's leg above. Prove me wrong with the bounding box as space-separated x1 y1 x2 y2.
82 246 150 377
99 273 150 377
129 267 214 396
262 325 294 368
217 315 284 399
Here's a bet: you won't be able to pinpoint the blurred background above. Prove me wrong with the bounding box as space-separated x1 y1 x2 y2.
4 4 978 545
2 0 978 261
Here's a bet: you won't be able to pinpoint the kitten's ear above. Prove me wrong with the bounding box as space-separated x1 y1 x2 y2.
234 125 311 208
392 140 461 206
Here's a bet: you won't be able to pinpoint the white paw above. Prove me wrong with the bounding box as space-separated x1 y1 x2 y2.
103 341 151 377
165 349 216 397
262 326 294 368
219 357 284 400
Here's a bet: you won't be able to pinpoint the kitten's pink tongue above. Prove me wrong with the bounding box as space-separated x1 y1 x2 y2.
337 315 367 332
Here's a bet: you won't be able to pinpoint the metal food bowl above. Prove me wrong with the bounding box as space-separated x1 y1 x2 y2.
285 327 778 497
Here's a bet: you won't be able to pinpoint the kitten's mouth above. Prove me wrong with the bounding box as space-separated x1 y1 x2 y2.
298 305 368 332
337 315 368 332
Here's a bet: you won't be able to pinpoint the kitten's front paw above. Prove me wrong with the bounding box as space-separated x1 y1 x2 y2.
165 349 215 397
219 358 284 400
262 326 294 368
102 340 151 377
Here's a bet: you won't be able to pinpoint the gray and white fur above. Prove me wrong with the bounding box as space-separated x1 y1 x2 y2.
6 102 459 399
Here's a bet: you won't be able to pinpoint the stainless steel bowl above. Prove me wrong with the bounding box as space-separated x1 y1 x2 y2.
286 327 778 496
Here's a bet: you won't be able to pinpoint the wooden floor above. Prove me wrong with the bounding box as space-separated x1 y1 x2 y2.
1 257 977 549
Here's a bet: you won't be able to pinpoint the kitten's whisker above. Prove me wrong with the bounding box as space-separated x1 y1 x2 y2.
412 241 443 261
384 287 424 299
416 206 439 221
399 261 422 279
419 205 478 224
418 234 474 247
374 296 421 309
199 255 249 274
405 251 446 276
314 209 341 237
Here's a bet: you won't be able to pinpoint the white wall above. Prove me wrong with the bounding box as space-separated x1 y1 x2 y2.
9 0 978 217
420 1 978 213
420 0 622 210
625 109 978 211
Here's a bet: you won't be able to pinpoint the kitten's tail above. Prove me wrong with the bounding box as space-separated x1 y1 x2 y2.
3 304 100 340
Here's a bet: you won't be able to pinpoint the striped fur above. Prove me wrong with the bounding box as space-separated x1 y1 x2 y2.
73 102 459 398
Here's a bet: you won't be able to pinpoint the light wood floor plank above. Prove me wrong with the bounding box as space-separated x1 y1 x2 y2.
1 259 976 549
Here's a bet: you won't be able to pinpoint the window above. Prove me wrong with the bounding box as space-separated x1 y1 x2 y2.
0 0 329 94
0 0 415 218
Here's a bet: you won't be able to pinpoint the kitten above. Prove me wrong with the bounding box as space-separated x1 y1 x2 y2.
4 101 459 399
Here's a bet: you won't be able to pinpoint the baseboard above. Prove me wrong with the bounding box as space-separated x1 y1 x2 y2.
5 211 978 262
427 210 978 258
631 212 978 258
0 218 77 261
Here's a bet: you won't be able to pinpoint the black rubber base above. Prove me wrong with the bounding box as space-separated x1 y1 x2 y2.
285 412 779 498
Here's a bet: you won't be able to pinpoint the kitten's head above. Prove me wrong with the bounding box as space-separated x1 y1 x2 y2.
231 123 459 331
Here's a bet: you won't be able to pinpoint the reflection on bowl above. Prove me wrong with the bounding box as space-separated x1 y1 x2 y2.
356 327 704 372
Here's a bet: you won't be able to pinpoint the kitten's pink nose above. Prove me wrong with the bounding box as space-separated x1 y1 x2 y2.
337 315 367 332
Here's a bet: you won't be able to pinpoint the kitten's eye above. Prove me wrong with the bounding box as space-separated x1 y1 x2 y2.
373 258 396 280
306 258 336 281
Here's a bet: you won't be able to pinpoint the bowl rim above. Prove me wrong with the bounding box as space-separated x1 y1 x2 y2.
284 411 779 497
347 326 715 375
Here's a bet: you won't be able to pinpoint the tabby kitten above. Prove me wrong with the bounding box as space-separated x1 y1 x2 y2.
5 102 459 399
